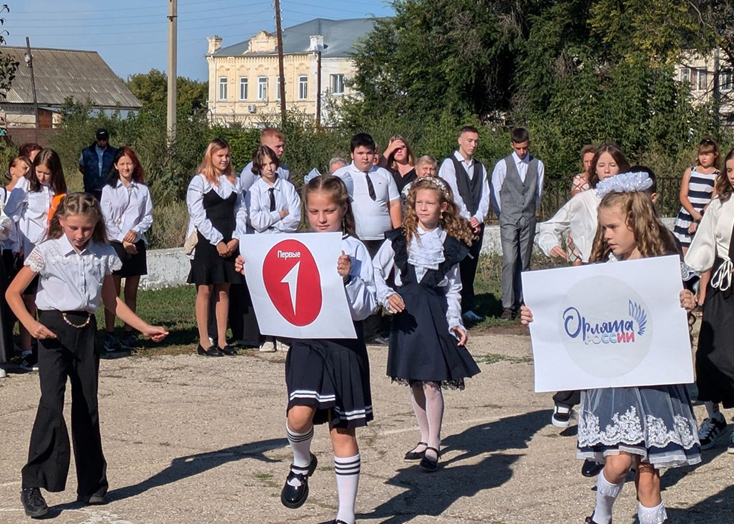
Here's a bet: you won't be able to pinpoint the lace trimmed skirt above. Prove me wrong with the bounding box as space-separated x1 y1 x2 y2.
577 385 701 469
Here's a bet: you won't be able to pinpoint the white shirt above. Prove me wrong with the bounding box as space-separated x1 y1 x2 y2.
686 196 734 292
332 163 400 241
0 186 18 251
4 176 56 255
246 176 301 234
186 174 247 246
537 189 601 263
341 234 378 321
372 227 464 332
26 235 122 313
438 151 491 222
100 180 154 244
239 161 291 192
490 152 545 215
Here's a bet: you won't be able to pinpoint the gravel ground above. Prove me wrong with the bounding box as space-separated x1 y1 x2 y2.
0 332 732 524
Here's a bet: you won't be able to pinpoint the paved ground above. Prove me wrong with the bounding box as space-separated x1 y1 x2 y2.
1 332 733 524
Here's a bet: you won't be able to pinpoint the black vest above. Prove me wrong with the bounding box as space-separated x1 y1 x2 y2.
450 155 484 216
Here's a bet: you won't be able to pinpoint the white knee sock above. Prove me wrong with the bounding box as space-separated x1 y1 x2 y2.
286 423 313 486
593 472 624 524
411 385 429 446
704 401 722 420
637 502 667 524
334 454 360 524
424 383 444 460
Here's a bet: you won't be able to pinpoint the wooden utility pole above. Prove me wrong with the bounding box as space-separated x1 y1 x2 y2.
316 48 322 128
274 0 286 125
167 0 178 144
24 37 39 141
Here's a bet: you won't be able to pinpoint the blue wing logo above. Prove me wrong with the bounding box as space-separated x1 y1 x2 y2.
629 300 647 336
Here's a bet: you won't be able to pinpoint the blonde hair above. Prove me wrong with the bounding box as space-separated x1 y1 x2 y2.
590 191 677 262
387 135 416 171
196 138 232 184
403 178 474 246
47 192 108 244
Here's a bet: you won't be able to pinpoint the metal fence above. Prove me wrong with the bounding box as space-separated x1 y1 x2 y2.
485 176 682 223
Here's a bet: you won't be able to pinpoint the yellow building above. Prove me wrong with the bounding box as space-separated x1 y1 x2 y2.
676 50 734 123
206 18 376 125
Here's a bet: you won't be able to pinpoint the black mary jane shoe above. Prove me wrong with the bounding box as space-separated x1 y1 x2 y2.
218 345 238 356
585 513 609 524
404 441 428 461
581 458 604 478
419 446 440 472
197 344 224 357
281 453 318 509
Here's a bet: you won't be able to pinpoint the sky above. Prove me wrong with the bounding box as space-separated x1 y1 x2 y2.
4 0 394 81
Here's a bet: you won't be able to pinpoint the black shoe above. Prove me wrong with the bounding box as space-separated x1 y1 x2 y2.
419 446 440 472
20 353 39 372
281 453 318 509
366 334 390 346
21 487 48 518
581 459 604 478
217 345 238 356
77 487 106 505
551 405 573 428
585 512 608 524
404 441 427 461
499 308 514 321
197 344 224 357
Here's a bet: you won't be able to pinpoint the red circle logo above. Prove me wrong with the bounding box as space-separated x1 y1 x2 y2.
262 239 323 326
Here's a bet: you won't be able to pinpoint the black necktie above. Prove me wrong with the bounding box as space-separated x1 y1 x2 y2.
365 173 376 201
268 187 276 212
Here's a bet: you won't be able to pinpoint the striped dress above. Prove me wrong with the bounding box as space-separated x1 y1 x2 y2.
673 166 718 248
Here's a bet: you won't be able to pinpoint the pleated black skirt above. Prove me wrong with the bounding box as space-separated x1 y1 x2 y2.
697 285 734 408
110 240 148 278
285 322 373 429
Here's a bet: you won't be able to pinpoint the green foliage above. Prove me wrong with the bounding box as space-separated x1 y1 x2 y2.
0 5 18 100
126 69 208 116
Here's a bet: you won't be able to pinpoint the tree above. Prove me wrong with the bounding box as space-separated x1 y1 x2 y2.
126 69 208 116
0 4 19 100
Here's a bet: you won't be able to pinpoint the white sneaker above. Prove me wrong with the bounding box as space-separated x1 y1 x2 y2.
259 339 276 352
0 367 6 378
274 339 290 352
551 405 573 428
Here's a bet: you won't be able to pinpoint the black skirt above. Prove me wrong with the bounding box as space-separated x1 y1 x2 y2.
285 322 373 429
697 259 734 408
111 240 148 278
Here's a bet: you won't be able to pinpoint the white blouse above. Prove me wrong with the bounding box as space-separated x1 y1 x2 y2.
186 173 247 246
372 227 464 332
100 180 154 244
26 235 122 313
0 186 17 250
537 189 602 263
246 177 301 234
341 235 378 321
686 196 734 291
3 176 56 255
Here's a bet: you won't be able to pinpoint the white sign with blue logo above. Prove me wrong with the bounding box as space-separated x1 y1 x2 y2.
522 255 694 392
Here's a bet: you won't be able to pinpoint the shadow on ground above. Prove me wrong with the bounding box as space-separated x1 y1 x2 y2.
361 410 549 523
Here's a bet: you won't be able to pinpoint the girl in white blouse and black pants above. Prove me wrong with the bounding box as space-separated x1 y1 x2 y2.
100 147 153 352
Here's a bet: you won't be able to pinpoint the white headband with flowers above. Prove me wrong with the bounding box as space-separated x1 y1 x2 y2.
596 171 653 198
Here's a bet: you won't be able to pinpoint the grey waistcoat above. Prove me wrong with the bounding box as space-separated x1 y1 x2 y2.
499 155 539 224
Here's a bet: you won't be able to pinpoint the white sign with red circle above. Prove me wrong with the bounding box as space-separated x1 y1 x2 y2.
240 232 357 339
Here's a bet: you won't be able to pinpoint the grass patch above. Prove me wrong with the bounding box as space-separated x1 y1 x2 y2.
475 353 533 365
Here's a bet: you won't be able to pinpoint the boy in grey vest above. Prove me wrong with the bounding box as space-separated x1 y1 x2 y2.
490 128 545 320
439 126 490 323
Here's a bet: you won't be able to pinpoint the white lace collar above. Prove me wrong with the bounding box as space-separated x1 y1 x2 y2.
408 226 446 271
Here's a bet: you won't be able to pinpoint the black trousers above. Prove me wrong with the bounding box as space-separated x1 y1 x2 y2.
227 282 262 346
459 224 484 314
552 390 581 409
22 311 108 496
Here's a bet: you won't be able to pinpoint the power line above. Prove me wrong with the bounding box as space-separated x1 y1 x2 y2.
8 0 264 15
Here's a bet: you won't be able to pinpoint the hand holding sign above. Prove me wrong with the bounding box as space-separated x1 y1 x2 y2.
239 232 357 339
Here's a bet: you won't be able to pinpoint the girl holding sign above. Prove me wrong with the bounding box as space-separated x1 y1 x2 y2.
522 172 700 524
372 177 480 472
685 148 734 453
236 175 376 524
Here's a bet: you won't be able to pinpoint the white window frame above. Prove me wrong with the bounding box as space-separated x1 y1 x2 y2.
276 76 281 101
680 67 692 86
721 69 733 92
696 68 708 92
330 74 345 95
218 76 228 101
257 76 267 101
239 77 248 101
298 75 308 100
